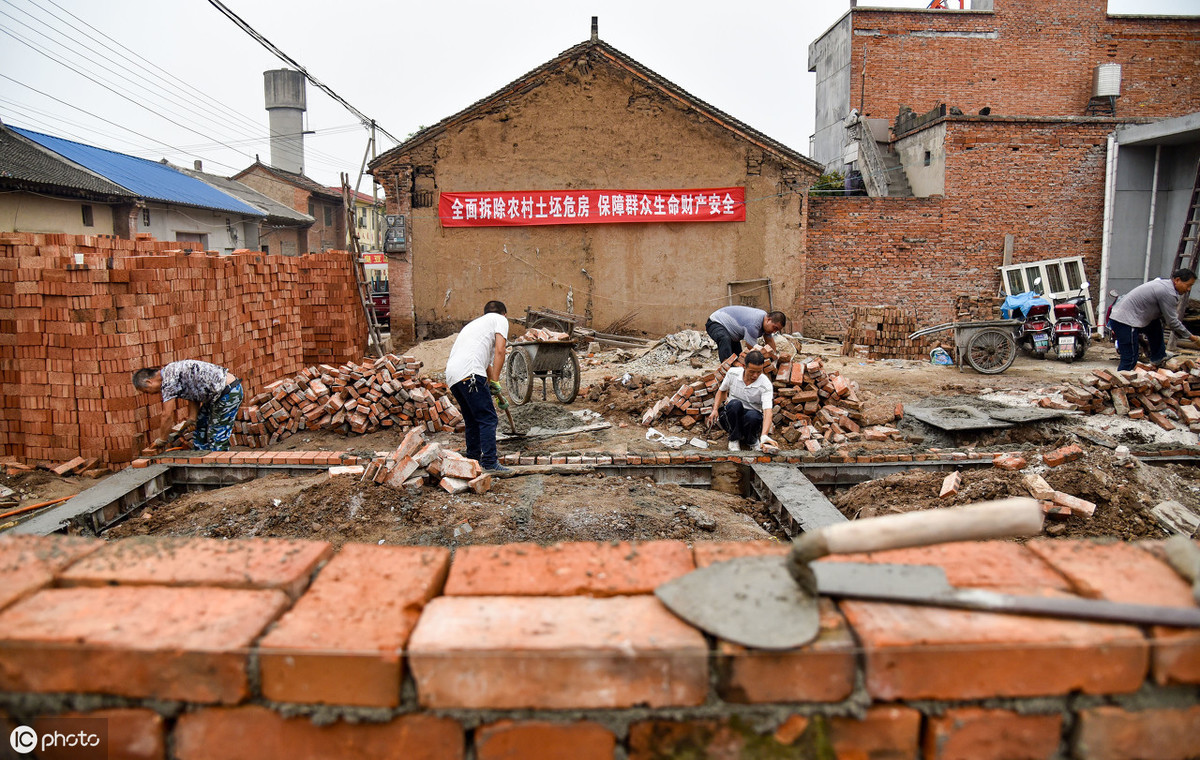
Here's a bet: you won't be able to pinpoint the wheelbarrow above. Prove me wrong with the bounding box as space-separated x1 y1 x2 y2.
909 319 1021 374
504 339 581 404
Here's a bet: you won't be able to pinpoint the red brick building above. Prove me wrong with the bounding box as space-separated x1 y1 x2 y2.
803 0 1200 337
234 162 346 255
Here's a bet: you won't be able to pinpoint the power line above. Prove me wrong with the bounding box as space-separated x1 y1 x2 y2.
0 26 261 164
206 0 401 146
5 0 355 170
0 74 243 173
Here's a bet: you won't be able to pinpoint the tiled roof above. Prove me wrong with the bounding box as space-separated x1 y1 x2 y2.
232 161 342 201
176 166 315 225
329 186 380 205
10 126 264 216
370 39 821 174
0 126 135 200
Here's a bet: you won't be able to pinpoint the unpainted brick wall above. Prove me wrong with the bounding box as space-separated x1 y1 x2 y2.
849 0 1200 123
0 233 366 466
803 119 1110 337
0 533 1196 759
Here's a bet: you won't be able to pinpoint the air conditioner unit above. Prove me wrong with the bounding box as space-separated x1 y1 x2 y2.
1093 64 1122 98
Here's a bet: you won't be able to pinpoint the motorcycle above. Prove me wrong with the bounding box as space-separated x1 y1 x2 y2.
1015 300 1054 359
1052 282 1093 363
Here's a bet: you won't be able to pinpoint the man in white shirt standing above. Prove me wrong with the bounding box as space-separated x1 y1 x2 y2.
706 350 777 451
445 301 510 472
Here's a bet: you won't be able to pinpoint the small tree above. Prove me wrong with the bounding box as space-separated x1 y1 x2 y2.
809 171 845 197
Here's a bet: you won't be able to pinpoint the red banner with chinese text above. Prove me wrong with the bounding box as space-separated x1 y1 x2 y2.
438 187 745 227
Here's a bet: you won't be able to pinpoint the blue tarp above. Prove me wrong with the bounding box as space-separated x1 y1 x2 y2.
1001 292 1052 320
10 126 264 217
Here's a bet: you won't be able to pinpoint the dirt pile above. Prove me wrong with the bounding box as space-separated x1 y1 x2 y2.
832 444 1194 541
107 471 775 548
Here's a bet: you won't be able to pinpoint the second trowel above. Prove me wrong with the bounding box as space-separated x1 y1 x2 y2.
654 498 1045 650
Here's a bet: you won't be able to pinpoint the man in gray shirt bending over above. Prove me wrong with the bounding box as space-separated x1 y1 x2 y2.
705 305 787 362
1109 269 1200 371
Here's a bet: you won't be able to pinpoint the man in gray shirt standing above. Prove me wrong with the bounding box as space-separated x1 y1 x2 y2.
1109 269 1200 371
705 305 787 362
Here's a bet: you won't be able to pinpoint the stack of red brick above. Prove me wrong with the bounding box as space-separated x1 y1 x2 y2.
641 352 894 449
233 354 463 447
0 232 366 467
840 305 932 360
1049 363 1200 432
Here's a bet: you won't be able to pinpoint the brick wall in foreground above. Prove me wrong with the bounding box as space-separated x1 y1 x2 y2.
0 233 366 466
0 533 1196 759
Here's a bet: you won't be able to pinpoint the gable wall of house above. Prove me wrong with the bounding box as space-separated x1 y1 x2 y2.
373 55 819 341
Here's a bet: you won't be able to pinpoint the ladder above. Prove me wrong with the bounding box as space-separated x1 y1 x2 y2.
1171 160 1200 276
1168 160 1200 349
341 173 385 358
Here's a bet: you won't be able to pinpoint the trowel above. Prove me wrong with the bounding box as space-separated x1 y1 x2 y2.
655 498 1046 650
657 499 1200 650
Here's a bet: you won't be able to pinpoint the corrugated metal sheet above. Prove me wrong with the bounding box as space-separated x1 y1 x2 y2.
10 126 265 217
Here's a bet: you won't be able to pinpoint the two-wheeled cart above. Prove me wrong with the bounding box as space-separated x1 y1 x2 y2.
504 339 581 404
909 319 1021 374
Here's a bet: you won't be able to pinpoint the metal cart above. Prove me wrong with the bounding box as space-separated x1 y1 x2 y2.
504 339 582 404
521 306 579 336
909 319 1021 374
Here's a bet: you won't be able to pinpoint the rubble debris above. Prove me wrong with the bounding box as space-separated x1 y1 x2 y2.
992 454 1027 471
842 305 934 360
939 471 962 498
358 428 491 495
639 352 900 449
1042 362 1200 434
1042 444 1084 468
232 354 464 447
517 328 571 342
1151 500 1200 536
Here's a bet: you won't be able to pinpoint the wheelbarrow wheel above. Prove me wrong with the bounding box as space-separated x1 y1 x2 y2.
505 346 534 405
965 328 1017 374
553 350 581 404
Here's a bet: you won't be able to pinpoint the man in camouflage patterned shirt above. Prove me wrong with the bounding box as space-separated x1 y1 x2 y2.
133 360 242 451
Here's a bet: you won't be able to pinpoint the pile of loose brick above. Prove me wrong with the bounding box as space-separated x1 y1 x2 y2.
1041 362 1200 432
840 305 931 360
350 426 493 495
0 232 365 467
641 352 904 450
232 354 463 447
954 294 1004 321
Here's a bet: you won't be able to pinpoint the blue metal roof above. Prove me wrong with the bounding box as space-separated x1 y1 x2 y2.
9 126 264 216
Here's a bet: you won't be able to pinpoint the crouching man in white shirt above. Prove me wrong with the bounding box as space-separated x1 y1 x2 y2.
706 350 776 451
445 301 510 472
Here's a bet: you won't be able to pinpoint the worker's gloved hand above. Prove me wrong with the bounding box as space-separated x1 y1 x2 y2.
488 380 509 410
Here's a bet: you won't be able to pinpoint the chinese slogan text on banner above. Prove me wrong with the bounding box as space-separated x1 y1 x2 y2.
438 188 745 227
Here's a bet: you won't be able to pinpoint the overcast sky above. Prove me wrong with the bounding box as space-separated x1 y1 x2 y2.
1 0 1196 190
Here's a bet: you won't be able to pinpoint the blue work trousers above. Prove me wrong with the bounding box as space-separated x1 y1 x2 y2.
450 375 500 469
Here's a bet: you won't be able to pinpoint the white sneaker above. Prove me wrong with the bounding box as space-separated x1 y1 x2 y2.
728 440 741 451
751 441 762 452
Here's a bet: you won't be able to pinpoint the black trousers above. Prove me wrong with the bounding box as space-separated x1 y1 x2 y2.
706 319 741 362
718 399 763 446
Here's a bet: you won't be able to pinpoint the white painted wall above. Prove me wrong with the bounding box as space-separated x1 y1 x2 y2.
137 203 261 252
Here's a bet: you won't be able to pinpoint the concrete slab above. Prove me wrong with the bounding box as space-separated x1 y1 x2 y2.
906 405 1014 431
751 464 846 536
12 464 171 536
988 407 1071 424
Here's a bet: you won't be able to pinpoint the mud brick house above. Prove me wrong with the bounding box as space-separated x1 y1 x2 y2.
232 161 345 255
803 0 1200 337
369 27 823 344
